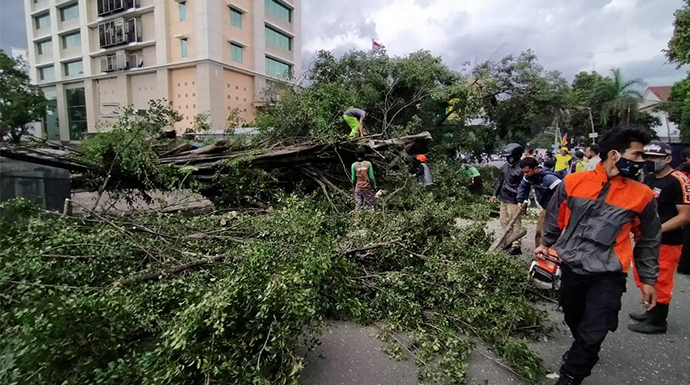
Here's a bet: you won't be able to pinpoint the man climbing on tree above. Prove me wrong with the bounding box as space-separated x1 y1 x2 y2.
351 147 376 212
343 108 366 139
535 126 660 385
628 142 690 334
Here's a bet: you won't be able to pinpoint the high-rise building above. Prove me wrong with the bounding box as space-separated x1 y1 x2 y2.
24 0 302 141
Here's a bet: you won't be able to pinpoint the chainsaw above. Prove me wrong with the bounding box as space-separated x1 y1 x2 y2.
528 249 562 291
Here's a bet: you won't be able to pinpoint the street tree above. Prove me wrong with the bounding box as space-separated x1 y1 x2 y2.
592 68 644 127
0 50 48 143
666 0 690 68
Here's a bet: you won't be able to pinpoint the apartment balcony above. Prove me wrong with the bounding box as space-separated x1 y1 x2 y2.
99 53 143 72
96 0 141 18
97 18 141 49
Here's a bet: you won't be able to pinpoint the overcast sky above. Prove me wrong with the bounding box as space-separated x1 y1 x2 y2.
2 0 687 86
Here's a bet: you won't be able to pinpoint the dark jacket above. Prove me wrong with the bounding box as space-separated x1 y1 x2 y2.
516 170 562 208
541 163 660 284
494 161 523 204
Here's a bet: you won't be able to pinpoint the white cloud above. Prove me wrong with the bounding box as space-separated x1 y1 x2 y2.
302 0 689 85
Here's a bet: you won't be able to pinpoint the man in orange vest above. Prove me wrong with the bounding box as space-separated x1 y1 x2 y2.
535 126 660 385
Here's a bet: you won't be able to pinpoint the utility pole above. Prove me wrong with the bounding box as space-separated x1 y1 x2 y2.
586 107 596 144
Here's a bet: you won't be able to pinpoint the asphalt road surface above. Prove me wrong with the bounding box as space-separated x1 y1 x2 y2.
301 218 690 385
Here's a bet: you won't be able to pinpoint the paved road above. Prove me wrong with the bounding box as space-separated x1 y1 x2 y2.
301 219 690 384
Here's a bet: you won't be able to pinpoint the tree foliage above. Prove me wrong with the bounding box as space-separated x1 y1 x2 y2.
666 0 690 68
0 172 547 384
0 50 48 143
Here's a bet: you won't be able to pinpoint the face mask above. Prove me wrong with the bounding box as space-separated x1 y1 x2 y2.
645 160 668 174
615 152 645 179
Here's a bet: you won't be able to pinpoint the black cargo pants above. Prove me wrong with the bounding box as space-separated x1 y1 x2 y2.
559 265 627 379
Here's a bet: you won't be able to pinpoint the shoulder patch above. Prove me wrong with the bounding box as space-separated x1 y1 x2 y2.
671 171 690 204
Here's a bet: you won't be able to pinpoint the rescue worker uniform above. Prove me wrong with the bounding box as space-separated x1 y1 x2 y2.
541 163 661 382
631 169 690 332
677 160 690 275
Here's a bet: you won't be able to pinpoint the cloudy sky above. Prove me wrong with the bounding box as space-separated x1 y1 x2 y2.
2 0 687 86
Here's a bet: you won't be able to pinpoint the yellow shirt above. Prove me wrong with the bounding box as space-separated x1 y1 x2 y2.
555 154 572 172
575 159 588 173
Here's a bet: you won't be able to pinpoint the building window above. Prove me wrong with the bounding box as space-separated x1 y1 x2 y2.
35 13 50 30
265 26 291 51
179 1 186 21
180 38 188 57
60 3 79 22
38 66 55 81
265 0 291 23
37 40 52 55
231 43 243 63
43 89 59 141
66 88 87 140
265 56 291 78
63 60 83 77
62 32 81 49
230 8 243 29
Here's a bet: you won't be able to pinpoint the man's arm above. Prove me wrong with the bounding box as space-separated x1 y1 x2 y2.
494 165 506 197
516 177 530 204
633 198 661 286
661 205 690 233
368 163 376 190
351 163 356 186
359 117 366 137
540 181 568 247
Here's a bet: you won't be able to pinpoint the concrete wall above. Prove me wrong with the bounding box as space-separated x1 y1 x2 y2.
224 68 255 124
171 66 198 132
0 157 70 213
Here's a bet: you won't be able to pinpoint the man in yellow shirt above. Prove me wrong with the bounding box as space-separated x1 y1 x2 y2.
554 147 572 179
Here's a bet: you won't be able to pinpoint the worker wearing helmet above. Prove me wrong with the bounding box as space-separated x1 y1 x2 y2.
414 154 433 187
629 141 690 334
491 143 525 255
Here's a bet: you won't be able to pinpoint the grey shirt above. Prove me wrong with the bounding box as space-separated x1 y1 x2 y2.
344 108 366 121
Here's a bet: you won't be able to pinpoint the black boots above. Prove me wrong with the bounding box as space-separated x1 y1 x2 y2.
628 304 669 334
555 373 583 385
628 310 647 322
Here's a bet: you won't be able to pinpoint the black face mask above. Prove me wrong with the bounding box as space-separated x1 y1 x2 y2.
506 156 518 165
616 157 645 179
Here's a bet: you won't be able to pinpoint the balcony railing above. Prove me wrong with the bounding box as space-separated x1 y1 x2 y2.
97 0 141 17
98 18 141 49
100 53 143 72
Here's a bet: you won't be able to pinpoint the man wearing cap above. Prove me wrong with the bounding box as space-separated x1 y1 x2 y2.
343 108 366 139
629 141 690 334
554 147 572 179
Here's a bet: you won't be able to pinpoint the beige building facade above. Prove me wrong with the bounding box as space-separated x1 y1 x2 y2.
24 0 302 141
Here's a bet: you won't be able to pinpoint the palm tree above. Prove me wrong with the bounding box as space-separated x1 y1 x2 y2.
592 68 645 126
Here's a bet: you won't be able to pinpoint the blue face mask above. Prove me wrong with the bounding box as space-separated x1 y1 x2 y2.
615 153 645 179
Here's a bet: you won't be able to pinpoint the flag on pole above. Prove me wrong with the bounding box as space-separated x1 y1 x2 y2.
372 39 384 49
561 133 568 146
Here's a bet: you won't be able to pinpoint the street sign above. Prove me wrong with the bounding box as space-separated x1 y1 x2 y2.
589 133 599 139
